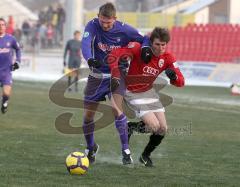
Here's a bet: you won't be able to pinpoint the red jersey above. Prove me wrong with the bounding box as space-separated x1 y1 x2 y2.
108 42 184 93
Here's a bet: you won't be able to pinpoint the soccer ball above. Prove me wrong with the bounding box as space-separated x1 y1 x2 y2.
65 152 89 175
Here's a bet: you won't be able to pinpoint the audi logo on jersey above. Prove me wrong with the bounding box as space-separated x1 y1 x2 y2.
143 66 159 76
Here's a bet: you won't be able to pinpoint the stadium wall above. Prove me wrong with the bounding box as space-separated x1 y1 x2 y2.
84 12 194 29
12 54 240 87
178 62 240 87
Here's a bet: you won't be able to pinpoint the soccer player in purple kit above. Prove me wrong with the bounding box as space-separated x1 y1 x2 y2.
81 3 151 165
0 18 21 114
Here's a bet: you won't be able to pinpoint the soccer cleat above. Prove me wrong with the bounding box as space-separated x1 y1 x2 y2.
1 102 8 114
85 144 99 164
122 149 133 165
139 154 153 167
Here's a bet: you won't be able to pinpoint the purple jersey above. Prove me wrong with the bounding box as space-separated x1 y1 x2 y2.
0 34 21 72
82 18 149 73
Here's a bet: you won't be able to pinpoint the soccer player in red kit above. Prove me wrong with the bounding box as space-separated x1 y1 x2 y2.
108 27 185 167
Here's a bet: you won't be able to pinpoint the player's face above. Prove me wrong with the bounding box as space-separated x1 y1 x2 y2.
0 20 6 35
74 33 81 40
151 38 167 56
98 15 116 31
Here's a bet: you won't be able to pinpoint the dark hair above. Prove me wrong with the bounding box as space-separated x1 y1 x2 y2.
150 27 170 43
74 30 80 36
99 2 116 17
0 18 6 24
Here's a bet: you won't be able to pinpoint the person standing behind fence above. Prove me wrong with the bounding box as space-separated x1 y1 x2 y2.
63 30 82 92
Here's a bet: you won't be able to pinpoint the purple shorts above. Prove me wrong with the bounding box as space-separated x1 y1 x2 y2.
84 74 126 102
0 71 12 86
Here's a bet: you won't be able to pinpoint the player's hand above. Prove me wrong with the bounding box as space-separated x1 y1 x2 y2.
87 58 102 68
63 61 66 67
165 68 177 81
141 46 153 64
111 77 120 92
12 62 20 71
119 56 129 69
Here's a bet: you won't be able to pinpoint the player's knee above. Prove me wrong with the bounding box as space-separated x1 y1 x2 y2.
112 108 123 118
147 121 160 133
159 125 167 135
84 112 95 122
156 120 167 135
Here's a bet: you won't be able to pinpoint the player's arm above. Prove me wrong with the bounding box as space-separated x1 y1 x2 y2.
12 37 21 71
81 21 101 69
63 41 69 67
108 48 123 92
165 55 185 87
108 46 135 92
108 48 128 79
124 24 152 63
79 41 82 59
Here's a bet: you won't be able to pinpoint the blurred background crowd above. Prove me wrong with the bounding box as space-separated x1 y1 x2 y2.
4 3 65 51
1 0 240 86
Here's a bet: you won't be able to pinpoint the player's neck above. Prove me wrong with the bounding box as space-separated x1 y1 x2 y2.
153 51 165 57
153 51 161 57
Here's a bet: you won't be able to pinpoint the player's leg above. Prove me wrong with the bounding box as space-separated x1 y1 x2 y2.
1 85 12 114
73 60 80 92
111 93 133 165
74 69 79 92
126 88 162 140
154 111 168 135
83 101 99 163
82 75 103 163
67 75 72 92
67 59 74 92
140 112 167 167
82 75 109 163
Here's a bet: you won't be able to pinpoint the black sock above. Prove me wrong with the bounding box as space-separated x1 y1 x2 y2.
142 134 165 157
2 95 9 104
128 121 147 134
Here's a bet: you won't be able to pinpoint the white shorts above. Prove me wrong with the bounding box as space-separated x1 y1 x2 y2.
124 88 165 118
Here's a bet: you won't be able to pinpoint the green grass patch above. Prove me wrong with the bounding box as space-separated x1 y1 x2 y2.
0 81 239 186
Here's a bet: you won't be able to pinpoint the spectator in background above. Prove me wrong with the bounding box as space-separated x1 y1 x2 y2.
51 7 59 46
22 20 31 45
13 26 22 44
38 10 46 24
39 23 47 49
46 6 54 24
31 22 41 53
46 23 54 48
6 16 14 35
57 4 66 43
